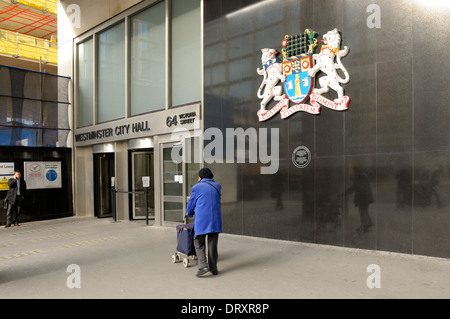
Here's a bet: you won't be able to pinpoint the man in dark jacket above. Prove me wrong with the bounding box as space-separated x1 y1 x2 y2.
186 168 222 277
5 170 27 227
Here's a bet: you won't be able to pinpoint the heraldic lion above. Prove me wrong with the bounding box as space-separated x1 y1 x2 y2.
257 48 285 112
308 29 350 102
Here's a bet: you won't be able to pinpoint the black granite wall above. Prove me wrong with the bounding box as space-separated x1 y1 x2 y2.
204 0 449 258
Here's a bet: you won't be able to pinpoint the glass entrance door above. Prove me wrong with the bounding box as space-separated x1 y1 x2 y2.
131 150 154 219
94 153 115 218
162 143 184 224
162 138 201 225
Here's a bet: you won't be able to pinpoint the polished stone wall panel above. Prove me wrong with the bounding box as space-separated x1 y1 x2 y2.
204 0 450 259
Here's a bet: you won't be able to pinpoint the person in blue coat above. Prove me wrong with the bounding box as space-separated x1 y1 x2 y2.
186 168 222 277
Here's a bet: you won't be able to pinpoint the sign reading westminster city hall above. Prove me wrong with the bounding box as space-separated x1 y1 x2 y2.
257 29 351 121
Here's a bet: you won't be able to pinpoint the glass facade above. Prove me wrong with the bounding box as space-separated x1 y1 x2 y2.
204 0 450 259
0 65 70 147
130 1 166 115
75 0 202 128
98 22 126 123
171 0 201 106
76 38 94 127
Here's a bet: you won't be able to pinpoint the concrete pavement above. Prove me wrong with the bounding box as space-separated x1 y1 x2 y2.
0 216 449 299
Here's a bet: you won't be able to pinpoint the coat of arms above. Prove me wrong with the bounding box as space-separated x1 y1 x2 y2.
257 29 351 121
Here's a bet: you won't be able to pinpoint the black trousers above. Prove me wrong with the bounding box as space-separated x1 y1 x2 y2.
6 198 22 225
194 233 219 271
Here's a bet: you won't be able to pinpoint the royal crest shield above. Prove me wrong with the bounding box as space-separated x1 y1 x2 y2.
282 54 314 105
256 28 351 121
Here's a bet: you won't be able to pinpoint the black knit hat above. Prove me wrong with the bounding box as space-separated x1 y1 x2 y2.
198 167 213 179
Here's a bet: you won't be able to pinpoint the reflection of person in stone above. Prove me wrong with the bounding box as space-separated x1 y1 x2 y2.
429 169 443 208
5 170 27 228
344 167 374 232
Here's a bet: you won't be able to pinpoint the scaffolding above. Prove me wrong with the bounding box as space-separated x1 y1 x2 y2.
0 28 57 64
0 0 58 64
11 0 58 15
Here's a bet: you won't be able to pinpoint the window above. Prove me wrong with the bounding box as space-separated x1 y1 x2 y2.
75 0 202 124
130 2 166 115
97 22 126 123
171 0 201 106
76 38 94 127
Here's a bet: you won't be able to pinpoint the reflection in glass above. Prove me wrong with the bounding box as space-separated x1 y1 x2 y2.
130 2 166 115
132 151 155 219
98 22 125 123
76 38 94 127
163 147 183 196
171 0 201 106
164 201 183 223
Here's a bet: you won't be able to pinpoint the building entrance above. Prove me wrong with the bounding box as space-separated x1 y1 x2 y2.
161 138 201 225
94 153 115 218
131 150 154 220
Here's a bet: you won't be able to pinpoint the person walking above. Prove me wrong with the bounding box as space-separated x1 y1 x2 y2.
186 168 222 277
5 170 27 227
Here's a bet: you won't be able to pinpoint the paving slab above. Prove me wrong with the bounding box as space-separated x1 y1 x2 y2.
0 216 448 300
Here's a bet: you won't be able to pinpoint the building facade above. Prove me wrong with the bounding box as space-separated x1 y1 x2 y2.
0 65 73 223
59 0 449 259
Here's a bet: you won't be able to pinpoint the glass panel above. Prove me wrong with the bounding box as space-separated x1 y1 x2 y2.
77 38 94 127
186 137 201 197
130 2 166 115
163 144 184 224
133 152 155 219
171 0 201 106
163 146 183 196
95 154 115 218
98 22 125 123
164 201 183 223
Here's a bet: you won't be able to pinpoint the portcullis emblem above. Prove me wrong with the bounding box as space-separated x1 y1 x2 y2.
257 29 351 121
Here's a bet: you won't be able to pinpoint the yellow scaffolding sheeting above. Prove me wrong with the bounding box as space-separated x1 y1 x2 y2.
14 0 58 15
0 28 57 64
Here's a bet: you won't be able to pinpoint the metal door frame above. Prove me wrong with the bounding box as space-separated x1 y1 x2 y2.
93 153 115 218
160 141 186 226
130 149 155 220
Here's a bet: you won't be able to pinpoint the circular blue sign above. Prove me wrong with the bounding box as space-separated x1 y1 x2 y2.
46 169 58 182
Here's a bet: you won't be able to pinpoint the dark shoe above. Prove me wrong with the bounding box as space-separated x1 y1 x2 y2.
14 222 19 226
5 224 11 228
211 269 218 276
196 267 209 277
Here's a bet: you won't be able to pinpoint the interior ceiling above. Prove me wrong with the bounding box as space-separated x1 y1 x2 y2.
0 2 56 39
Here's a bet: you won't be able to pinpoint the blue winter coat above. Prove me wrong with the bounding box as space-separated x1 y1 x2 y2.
186 178 222 236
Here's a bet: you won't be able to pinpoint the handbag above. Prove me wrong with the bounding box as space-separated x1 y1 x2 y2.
2 198 8 210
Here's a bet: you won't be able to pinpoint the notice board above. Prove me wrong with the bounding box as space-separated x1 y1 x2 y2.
24 162 62 189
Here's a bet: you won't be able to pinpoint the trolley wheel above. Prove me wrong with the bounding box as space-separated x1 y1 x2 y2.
183 258 189 268
172 254 181 263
